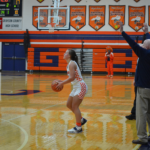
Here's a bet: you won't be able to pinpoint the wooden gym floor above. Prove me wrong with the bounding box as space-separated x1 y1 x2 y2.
0 72 149 150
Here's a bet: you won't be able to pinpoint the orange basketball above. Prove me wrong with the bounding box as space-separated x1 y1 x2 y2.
51 80 63 92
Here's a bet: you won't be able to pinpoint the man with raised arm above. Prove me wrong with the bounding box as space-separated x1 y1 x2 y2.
126 33 147 120
120 22 150 145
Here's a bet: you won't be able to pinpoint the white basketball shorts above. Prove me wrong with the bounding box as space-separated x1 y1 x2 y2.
69 81 88 99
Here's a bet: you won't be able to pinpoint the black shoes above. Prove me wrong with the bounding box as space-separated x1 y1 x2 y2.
126 114 136 120
132 139 148 144
81 118 87 126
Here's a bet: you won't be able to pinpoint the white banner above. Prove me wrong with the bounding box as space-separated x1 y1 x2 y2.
2 18 22 30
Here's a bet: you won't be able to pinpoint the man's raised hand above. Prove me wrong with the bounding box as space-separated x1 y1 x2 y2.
142 23 148 34
120 22 123 33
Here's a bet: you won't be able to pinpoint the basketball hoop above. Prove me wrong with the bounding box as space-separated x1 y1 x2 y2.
37 7 70 31
47 22 56 33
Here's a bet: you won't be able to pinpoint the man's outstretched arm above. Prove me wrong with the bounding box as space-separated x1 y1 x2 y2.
120 23 148 58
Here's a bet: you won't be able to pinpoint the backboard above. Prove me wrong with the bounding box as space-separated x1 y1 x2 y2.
37 7 70 30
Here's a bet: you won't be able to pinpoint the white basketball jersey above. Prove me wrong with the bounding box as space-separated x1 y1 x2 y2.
67 60 83 85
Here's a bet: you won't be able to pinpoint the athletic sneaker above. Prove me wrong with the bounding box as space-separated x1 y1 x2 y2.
81 118 87 126
68 126 82 133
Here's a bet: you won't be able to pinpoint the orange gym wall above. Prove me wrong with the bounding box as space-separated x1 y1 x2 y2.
0 31 141 73
25 31 140 73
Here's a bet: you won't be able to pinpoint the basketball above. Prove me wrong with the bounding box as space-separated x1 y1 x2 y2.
51 80 63 92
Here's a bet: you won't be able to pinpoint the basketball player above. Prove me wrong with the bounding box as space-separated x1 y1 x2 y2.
56 49 88 133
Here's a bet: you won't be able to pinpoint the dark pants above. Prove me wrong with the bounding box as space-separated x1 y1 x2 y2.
131 86 137 115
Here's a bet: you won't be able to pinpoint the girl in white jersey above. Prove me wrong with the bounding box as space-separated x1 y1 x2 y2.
56 49 88 133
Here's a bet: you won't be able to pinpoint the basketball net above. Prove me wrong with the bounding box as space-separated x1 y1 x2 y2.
48 22 56 33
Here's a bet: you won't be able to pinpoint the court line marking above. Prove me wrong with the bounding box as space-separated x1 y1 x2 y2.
0 102 65 150
1 119 28 150
132 145 140 150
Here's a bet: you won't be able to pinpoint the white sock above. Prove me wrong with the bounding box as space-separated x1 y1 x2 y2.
76 125 82 130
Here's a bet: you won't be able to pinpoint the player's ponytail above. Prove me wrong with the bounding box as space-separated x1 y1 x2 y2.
68 49 80 69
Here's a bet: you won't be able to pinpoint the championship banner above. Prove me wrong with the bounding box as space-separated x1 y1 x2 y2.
32 6 48 29
109 5 125 30
51 6 66 27
56 9 66 27
70 6 86 31
148 6 150 26
89 6 105 31
129 6 145 32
